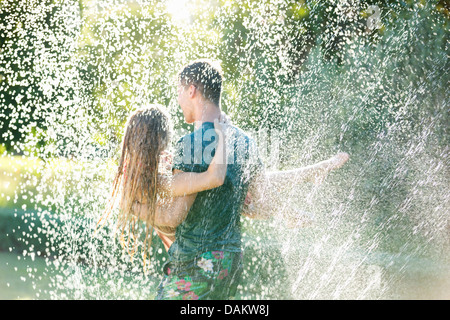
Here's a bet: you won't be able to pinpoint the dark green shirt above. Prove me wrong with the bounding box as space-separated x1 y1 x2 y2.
169 122 263 263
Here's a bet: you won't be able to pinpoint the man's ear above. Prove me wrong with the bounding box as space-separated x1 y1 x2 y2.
189 84 197 98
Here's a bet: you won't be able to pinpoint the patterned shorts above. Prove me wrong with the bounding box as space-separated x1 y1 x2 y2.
156 250 243 300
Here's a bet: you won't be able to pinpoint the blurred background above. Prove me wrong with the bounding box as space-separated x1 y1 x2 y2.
0 0 448 299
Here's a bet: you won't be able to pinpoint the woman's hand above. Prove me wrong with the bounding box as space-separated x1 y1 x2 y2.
214 117 226 139
211 117 227 170
159 150 173 173
219 111 232 125
165 116 229 198
214 113 229 136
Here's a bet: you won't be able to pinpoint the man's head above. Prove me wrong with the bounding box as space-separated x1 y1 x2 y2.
177 59 223 123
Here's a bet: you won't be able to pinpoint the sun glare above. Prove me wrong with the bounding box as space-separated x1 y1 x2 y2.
165 0 191 24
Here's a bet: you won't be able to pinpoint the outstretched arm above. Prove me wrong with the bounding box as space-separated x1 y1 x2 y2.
266 152 349 186
242 152 350 220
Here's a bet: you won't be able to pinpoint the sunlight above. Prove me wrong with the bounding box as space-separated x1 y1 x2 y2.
165 0 192 24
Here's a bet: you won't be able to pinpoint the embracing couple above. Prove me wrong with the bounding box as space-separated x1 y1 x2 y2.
99 59 349 300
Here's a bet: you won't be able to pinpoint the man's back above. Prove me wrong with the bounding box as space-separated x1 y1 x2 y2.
169 121 263 264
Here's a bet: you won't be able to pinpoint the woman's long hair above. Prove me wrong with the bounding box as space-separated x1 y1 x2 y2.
97 104 172 269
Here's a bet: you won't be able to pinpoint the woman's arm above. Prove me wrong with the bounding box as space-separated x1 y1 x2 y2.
166 119 227 197
132 191 196 251
132 119 228 228
132 190 197 229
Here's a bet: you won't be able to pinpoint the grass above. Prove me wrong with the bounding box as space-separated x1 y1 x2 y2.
0 155 42 209
0 251 52 299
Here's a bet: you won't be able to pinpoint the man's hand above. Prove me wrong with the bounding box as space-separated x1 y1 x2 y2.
330 152 350 169
242 152 350 219
313 152 350 185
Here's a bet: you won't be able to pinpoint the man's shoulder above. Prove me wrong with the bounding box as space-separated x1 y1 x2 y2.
229 125 260 158
173 123 259 158
175 124 255 143
176 129 196 143
176 123 216 143
175 133 191 148
229 124 256 142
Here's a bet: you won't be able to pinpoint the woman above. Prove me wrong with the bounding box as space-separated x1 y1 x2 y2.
97 104 227 265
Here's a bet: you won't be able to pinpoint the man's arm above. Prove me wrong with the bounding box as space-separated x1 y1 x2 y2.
241 169 272 220
242 152 349 220
265 152 349 186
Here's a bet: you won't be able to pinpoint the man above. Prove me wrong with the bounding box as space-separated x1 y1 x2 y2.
134 59 349 300
154 59 262 300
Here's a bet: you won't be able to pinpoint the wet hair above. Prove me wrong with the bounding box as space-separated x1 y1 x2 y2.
178 59 223 107
98 104 172 268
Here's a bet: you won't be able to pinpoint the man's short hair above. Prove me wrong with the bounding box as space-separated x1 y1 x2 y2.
178 59 223 107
